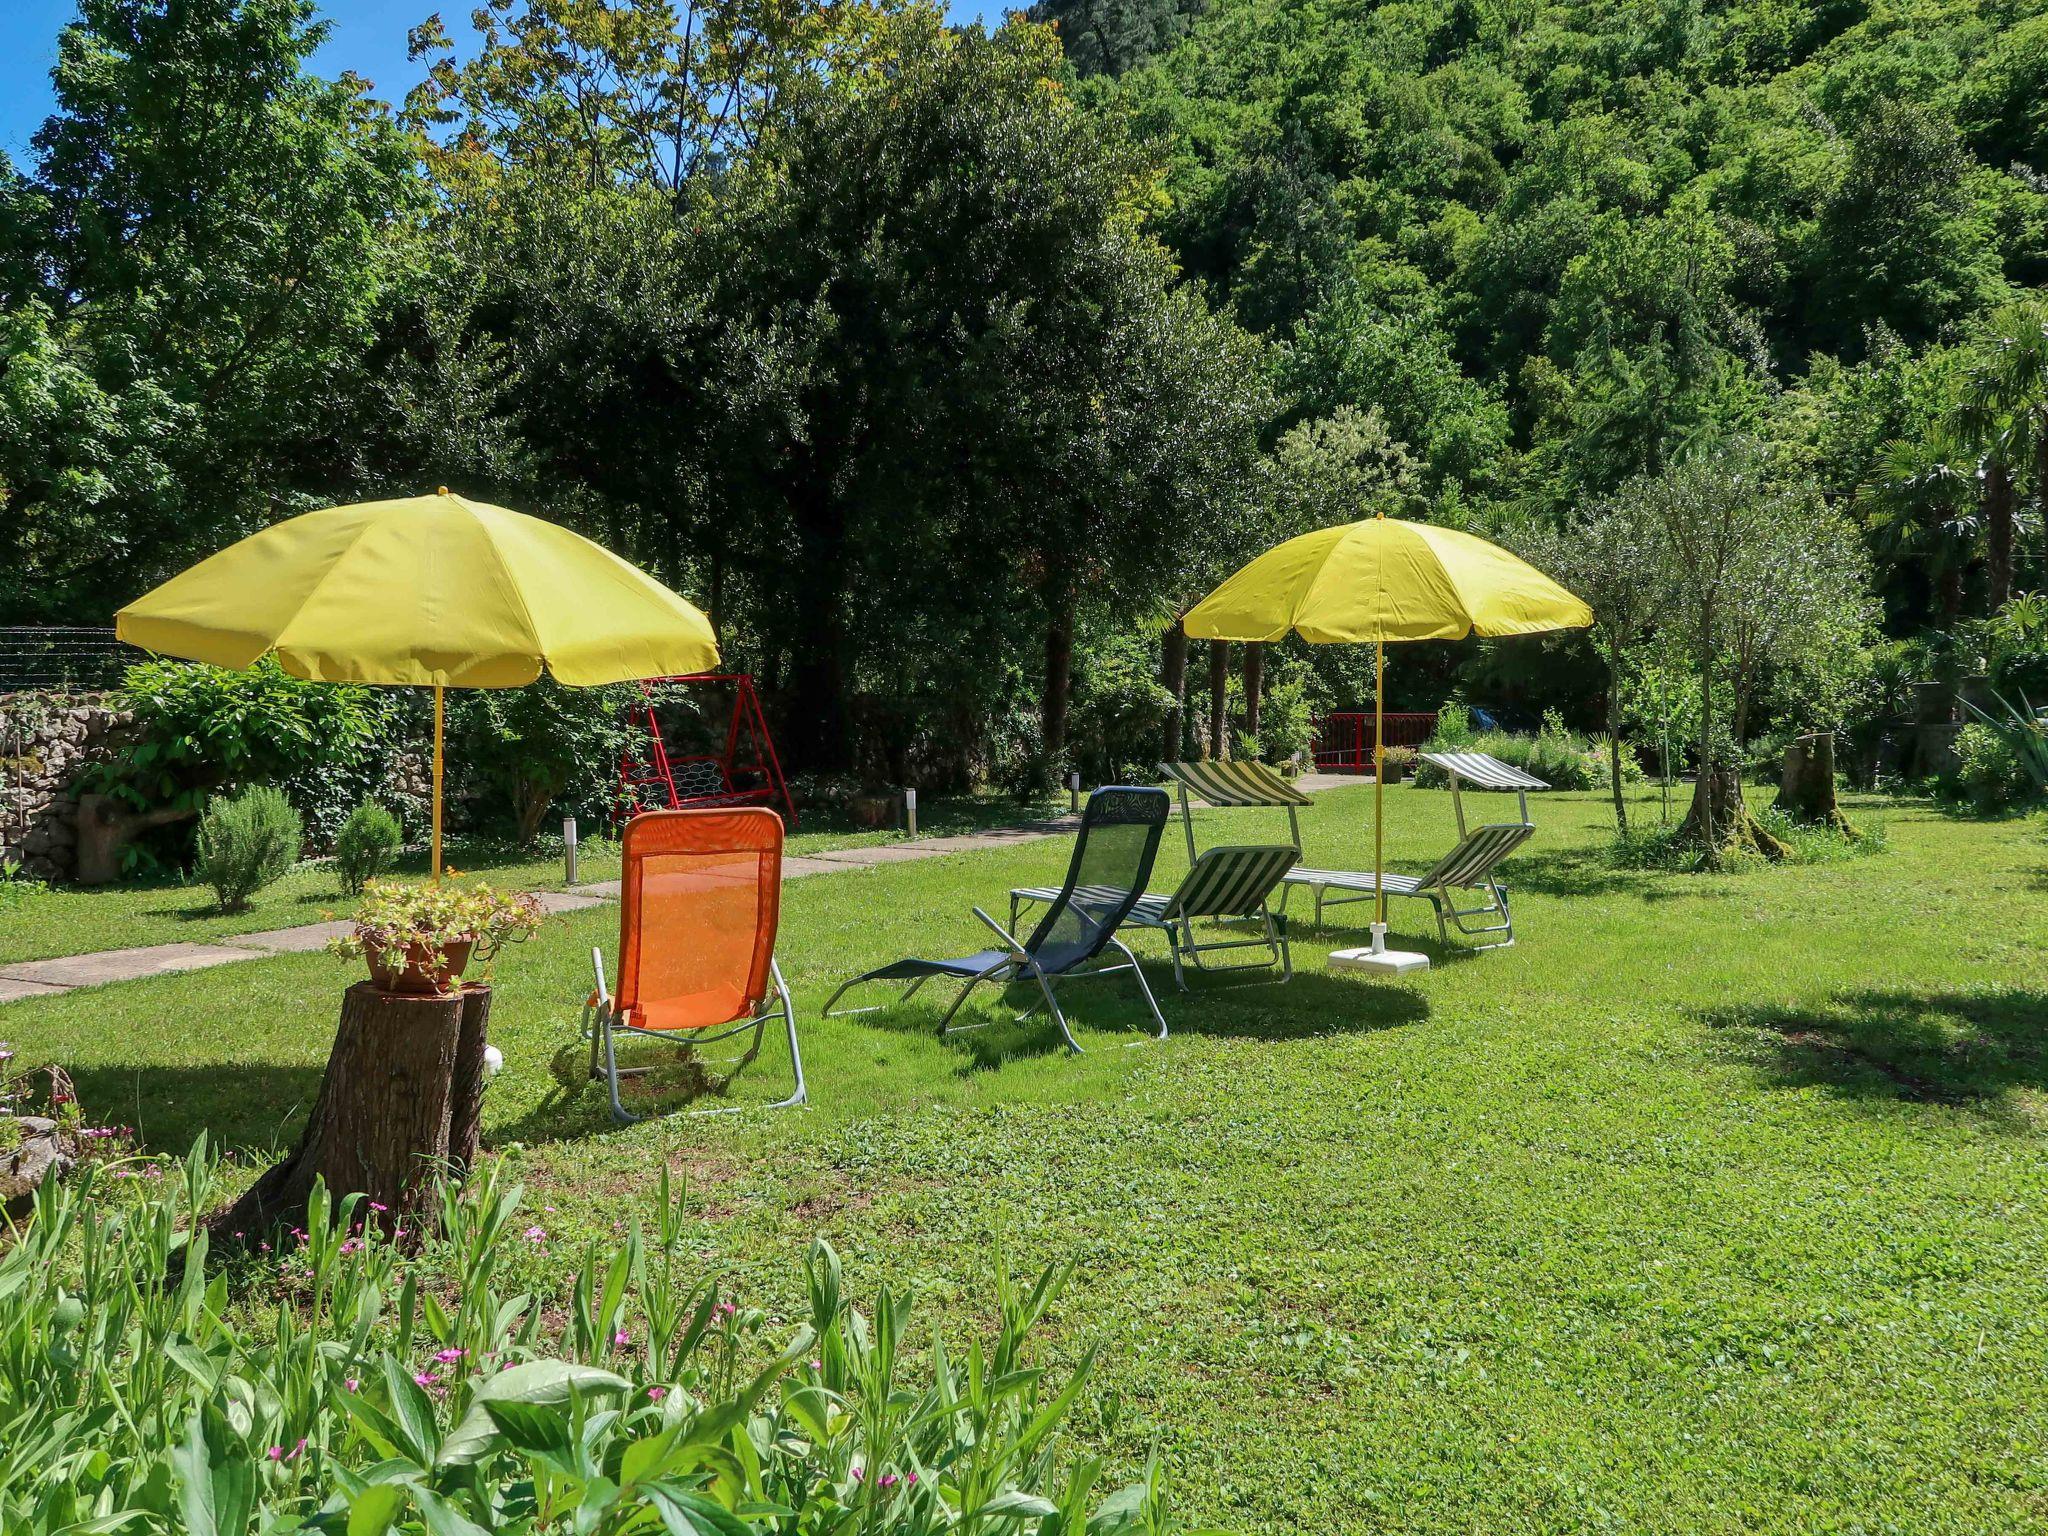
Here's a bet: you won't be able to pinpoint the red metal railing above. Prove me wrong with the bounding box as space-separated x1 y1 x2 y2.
1311 711 1438 774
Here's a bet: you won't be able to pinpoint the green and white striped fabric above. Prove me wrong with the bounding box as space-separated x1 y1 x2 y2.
1158 759 1313 808
1284 822 1532 897
1013 845 1298 930
1417 751 1549 791
1160 845 1302 920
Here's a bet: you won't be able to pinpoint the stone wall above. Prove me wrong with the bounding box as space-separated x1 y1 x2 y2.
0 694 140 882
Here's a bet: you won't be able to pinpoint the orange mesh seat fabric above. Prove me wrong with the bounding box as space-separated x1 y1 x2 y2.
616 808 782 1032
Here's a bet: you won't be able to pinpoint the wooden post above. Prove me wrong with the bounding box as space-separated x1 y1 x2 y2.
212 983 489 1242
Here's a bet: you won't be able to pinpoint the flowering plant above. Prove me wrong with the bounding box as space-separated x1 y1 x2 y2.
328 876 547 989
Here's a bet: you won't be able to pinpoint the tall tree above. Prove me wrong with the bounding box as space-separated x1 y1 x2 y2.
0 0 415 619
1953 301 2048 599
1511 496 1666 830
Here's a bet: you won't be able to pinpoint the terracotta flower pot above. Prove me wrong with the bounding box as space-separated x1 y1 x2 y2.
366 938 476 996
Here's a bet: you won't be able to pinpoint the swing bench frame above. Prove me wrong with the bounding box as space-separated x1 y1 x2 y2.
617 672 798 828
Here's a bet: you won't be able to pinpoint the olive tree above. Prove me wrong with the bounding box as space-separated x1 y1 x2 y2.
1511 494 1667 831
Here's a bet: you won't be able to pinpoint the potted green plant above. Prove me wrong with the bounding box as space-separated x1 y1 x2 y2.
329 877 547 995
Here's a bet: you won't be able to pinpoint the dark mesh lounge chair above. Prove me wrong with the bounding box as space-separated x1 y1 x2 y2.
821 786 1171 1054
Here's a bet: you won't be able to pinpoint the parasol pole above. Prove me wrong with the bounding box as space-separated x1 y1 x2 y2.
1373 637 1386 953
432 685 444 880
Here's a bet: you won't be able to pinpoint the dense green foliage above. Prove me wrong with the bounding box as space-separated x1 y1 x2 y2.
0 1151 1200 1534
98 657 395 849
193 784 303 911
7 0 2048 813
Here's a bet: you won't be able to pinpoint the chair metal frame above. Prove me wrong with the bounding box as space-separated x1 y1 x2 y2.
821 786 1171 1053
1007 843 1299 991
582 809 807 1123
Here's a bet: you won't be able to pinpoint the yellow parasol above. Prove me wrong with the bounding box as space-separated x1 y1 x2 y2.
116 490 720 876
1185 513 1591 970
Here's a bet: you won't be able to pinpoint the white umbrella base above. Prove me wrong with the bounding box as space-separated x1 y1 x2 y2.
1328 922 1431 976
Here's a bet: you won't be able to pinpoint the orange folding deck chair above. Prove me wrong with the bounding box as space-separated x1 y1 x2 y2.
583 808 806 1121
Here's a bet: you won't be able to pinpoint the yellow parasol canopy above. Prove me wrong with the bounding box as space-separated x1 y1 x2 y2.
1185 514 1590 967
116 491 720 875
1184 516 1592 644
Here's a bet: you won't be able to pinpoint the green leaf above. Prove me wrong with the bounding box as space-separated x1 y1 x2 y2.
346 1485 408 1536
437 1360 630 1467
643 1484 753 1536
980 1490 1061 1520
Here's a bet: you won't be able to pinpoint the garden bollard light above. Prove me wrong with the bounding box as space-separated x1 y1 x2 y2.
904 788 917 837
563 816 578 885
1068 772 1081 813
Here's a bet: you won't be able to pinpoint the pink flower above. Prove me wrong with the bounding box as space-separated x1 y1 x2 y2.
434 1348 465 1364
907 1472 918 1486
851 1467 864 1483
612 1329 630 1347
647 1386 668 1401
414 1371 438 1388
266 1439 306 1463
524 1225 546 1243
880 1473 899 1490
369 1201 387 1213
715 1301 737 1318
345 1378 360 1392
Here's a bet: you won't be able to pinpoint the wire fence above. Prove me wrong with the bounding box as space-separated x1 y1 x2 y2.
0 628 133 693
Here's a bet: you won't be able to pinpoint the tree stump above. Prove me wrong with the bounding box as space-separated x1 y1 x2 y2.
1774 731 1858 837
1675 766 1791 863
447 985 495 1177
212 982 492 1243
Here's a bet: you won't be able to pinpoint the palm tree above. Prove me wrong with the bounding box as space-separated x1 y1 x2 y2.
1865 436 1981 628
1952 301 2048 606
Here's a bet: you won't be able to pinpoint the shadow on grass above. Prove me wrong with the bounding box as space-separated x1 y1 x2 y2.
1702 987 2048 1123
843 961 1431 1072
66 1061 323 1159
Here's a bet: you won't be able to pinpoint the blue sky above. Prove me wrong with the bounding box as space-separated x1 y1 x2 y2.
1 0 1013 162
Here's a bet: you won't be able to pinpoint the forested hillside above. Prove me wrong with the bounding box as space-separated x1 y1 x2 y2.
4 0 2047 799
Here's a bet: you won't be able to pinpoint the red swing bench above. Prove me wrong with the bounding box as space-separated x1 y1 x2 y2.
616 673 798 828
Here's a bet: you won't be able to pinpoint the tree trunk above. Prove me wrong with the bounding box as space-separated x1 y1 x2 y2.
1676 765 1792 861
1242 643 1265 748
1775 731 1858 837
73 794 198 886
1987 458 2016 611
1691 618 1718 866
1606 662 1627 833
211 983 492 1244
2037 418 2048 585
1160 619 1189 764
1041 597 1076 762
1207 641 1229 761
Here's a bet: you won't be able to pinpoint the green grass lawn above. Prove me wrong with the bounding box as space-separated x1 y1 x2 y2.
5 782 2048 1532
0 789 1065 964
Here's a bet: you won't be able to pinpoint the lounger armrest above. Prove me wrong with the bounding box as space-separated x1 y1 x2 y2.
590 945 611 1009
971 906 1028 959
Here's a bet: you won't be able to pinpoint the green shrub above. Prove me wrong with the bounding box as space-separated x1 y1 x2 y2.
1258 674 1315 765
449 678 638 844
98 656 396 849
194 785 302 911
0 1148 1210 1535
1951 721 2035 812
332 798 403 893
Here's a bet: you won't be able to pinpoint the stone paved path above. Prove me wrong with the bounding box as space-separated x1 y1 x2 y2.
0 775 1364 1004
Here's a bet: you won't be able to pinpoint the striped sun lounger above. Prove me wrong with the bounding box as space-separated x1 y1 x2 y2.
1282 751 1546 949
1010 843 1299 989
